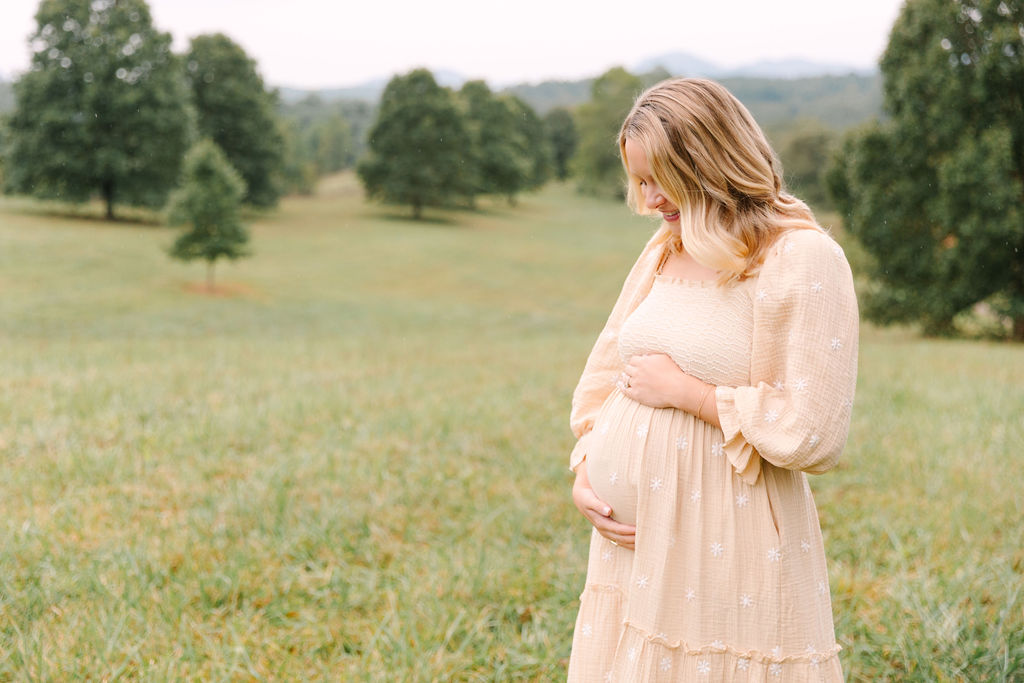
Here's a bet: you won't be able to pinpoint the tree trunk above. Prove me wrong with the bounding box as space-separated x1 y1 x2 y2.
1013 315 1024 342
207 260 216 292
102 179 115 221
412 200 422 220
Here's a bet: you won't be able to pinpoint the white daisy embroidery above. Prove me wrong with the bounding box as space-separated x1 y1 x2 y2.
581 623 593 637
649 477 663 492
767 547 783 563
675 435 689 451
735 492 750 508
601 548 613 562
710 542 724 558
608 471 619 486
711 442 724 457
772 379 785 391
636 575 649 589
808 434 820 447
736 658 750 671
801 539 812 553
685 587 696 601
764 409 779 423
832 243 844 258
655 632 668 641
817 580 829 596
810 281 823 293
690 489 702 503
740 593 754 608
782 239 795 254
770 662 783 676
805 644 817 655
627 646 638 662
711 639 725 650
771 645 783 659
830 337 843 351
599 422 610 435
697 659 711 675
636 424 649 438
659 656 672 672
793 377 809 392
756 288 768 302
842 397 854 411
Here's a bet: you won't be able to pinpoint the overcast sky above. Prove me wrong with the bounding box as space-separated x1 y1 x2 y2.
0 0 906 88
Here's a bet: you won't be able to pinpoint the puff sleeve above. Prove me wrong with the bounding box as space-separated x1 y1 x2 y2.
715 229 859 485
568 227 669 471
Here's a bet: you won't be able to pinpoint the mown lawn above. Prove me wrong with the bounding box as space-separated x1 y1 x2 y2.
1 176 1021 681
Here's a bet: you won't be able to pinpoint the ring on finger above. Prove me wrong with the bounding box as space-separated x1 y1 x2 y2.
610 540 618 546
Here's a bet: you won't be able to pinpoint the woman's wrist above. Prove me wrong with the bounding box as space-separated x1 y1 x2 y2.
695 384 713 421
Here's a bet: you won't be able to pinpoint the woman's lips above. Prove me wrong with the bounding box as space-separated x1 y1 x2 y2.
662 210 680 222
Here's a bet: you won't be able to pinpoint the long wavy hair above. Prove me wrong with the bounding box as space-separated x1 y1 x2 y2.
619 78 822 283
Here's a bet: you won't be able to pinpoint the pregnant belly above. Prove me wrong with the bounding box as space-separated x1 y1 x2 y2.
584 392 648 526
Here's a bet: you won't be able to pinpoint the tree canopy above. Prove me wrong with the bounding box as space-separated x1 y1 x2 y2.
3 0 192 219
185 33 284 208
543 107 578 181
357 69 472 219
829 0 1024 338
458 81 549 204
571 67 644 198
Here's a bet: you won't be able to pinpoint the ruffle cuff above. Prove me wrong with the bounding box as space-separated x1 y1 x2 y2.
715 386 761 485
569 431 592 472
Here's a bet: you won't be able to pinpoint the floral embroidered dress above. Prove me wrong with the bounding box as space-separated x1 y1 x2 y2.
566 227 858 682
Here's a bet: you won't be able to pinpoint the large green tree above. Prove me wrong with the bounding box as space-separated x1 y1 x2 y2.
3 0 192 220
572 67 644 197
460 80 532 203
829 0 1024 338
167 139 249 290
506 95 552 192
543 107 578 181
185 33 284 208
357 69 471 219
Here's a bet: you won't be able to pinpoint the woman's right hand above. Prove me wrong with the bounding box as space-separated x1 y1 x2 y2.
572 460 637 550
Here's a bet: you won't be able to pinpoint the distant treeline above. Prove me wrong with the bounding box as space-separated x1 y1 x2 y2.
277 69 882 211
0 2 881 220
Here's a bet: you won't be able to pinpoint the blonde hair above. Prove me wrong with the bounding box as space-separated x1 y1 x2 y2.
619 78 822 283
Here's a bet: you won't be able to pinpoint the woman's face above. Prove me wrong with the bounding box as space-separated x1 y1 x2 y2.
624 138 680 227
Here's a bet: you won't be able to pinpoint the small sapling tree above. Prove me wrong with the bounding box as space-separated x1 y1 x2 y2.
167 140 250 291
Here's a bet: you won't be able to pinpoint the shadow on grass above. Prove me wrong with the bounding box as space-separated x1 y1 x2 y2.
362 210 464 227
0 194 166 227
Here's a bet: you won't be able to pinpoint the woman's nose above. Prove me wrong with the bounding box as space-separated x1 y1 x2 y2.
644 184 664 210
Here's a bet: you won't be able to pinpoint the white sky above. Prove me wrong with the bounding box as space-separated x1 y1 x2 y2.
0 0 906 88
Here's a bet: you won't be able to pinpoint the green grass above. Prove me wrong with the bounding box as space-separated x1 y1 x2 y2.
1 175 1022 681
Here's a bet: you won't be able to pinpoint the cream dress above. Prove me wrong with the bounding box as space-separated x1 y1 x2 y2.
566 227 858 682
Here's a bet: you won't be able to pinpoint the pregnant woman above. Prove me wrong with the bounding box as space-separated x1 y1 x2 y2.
566 78 859 682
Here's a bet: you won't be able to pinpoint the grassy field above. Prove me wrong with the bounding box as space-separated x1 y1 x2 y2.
1 175 1022 681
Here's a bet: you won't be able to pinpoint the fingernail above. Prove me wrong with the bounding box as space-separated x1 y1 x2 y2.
603 507 611 515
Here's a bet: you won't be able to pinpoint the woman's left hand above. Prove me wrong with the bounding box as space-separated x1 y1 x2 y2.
619 354 689 409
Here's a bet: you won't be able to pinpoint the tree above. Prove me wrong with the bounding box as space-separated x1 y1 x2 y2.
828 0 1024 338
572 67 644 197
543 107 578 181
3 0 192 220
357 69 472 219
185 33 284 208
312 113 352 175
506 95 552 192
167 139 249 290
769 120 838 210
460 80 532 203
